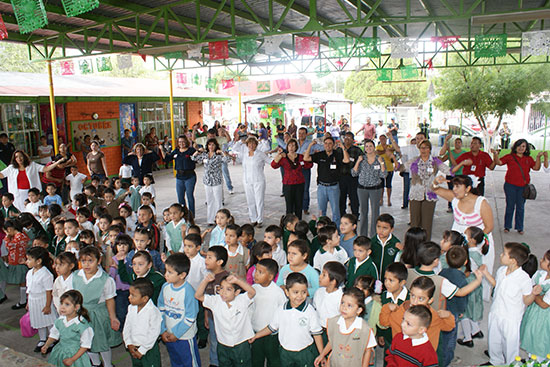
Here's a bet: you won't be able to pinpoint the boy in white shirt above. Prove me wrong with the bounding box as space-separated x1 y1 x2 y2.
119 164 133 184
313 225 348 271
123 278 162 367
25 188 42 218
196 273 256 366
251 259 286 366
313 261 346 333
65 166 87 201
264 225 286 269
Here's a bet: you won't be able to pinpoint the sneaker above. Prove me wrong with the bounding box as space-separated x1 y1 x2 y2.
198 339 208 349
228 190 234 195
11 302 26 310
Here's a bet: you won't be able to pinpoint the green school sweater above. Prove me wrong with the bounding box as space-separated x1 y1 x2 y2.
370 234 401 280
346 256 379 289
118 260 166 305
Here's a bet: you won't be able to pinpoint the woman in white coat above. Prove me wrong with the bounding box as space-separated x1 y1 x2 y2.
0 150 62 211
233 136 271 227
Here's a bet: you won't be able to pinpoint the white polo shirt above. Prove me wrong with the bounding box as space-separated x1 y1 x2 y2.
272 245 287 269
203 293 254 347
251 282 286 332
489 266 532 321
268 301 323 351
313 287 343 328
187 254 207 291
313 246 349 271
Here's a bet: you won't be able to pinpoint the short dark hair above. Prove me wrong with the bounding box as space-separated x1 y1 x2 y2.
472 136 482 144
131 278 154 300
289 231 308 242
265 225 283 239
76 207 91 218
46 183 57 190
341 213 357 226
318 225 338 246
165 253 190 275
446 246 468 269
407 304 432 329
385 262 408 282
240 223 255 237
286 272 308 289
28 187 40 196
344 131 355 140
79 246 102 261
504 242 530 266
354 275 376 295
257 258 279 277
411 276 436 299
184 233 202 248
208 246 228 267
103 187 115 196
323 136 335 144
2 193 14 201
79 229 95 241
376 213 395 228
84 185 97 195
64 218 79 228
226 224 242 237
343 287 365 316
416 131 427 139
287 239 310 261
353 235 371 250
99 214 113 223
417 241 441 266
141 192 153 199
322 261 347 287
294 220 309 236
132 250 152 264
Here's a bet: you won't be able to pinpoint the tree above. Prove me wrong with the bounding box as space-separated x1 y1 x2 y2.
0 42 52 73
312 74 346 93
433 64 550 148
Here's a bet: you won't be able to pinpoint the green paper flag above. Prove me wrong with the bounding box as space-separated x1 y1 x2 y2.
163 51 184 60
401 65 419 79
236 38 257 57
474 34 507 58
96 57 112 72
329 37 354 58
11 0 48 34
61 0 99 17
193 74 201 85
357 37 381 58
257 81 270 93
79 59 93 74
376 68 392 81
315 63 331 78
206 78 217 89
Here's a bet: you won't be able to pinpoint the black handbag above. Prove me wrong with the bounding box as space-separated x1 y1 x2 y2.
511 155 537 200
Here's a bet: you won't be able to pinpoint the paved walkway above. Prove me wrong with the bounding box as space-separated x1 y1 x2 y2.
1 161 548 366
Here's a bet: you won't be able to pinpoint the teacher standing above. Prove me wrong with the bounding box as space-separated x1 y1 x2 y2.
86 140 108 179
163 136 196 215
123 143 162 184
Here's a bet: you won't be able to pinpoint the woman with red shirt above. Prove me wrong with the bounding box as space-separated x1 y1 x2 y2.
271 138 312 219
493 139 542 234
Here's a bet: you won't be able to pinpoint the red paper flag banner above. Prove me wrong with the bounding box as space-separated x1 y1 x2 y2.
176 72 187 86
209 41 229 60
299 108 304 115
426 58 434 70
0 14 8 40
295 36 319 56
335 60 344 69
247 106 252 113
60 60 74 75
221 79 235 89
276 79 291 91
431 36 460 48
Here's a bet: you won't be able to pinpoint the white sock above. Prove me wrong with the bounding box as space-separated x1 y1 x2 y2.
88 352 101 366
37 327 48 342
100 349 112 367
19 287 27 304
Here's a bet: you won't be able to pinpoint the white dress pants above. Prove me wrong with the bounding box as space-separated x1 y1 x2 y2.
488 312 521 365
244 180 265 223
205 184 223 224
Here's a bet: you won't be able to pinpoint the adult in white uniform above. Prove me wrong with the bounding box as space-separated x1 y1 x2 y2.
233 136 271 227
432 174 495 300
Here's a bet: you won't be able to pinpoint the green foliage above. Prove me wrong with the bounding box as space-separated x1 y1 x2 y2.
344 68 428 107
312 74 345 93
0 42 49 73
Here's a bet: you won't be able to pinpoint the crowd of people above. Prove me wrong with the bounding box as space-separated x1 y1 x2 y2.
0 116 548 367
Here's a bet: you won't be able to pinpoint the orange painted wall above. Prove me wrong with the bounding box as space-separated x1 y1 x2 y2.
65 101 122 177
187 100 203 128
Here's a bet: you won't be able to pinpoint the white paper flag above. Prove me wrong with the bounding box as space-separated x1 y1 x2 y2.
187 44 203 59
263 36 284 55
522 30 550 56
390 37 418 59
117 54 133 70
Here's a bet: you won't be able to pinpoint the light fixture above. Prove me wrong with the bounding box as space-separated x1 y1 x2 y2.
92 113 99 120
471 9 550 25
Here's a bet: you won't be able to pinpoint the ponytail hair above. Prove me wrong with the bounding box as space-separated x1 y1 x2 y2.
60 290 91 323
466 226 489 255
27 247 55 276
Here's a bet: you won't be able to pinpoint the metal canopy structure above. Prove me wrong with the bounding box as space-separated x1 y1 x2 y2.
3 0 550 75
243 92 352 105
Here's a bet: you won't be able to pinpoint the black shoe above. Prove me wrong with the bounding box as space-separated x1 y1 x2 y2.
198 339 208 349
0 295 7 304
457 339 473 348
34 341 46 353
472 331 484 339
401 205 407 209
11 302 26 310
480 362 492 366
484 350 490 358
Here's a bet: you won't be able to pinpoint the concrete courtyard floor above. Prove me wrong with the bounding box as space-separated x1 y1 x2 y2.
1 161 549 366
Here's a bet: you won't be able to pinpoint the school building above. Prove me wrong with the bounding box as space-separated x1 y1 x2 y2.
0 72 228 175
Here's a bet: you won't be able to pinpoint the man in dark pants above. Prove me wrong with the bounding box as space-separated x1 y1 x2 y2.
0 133 15 194
339 132 362 217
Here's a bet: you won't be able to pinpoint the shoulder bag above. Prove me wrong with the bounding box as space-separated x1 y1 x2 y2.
511 155 536 200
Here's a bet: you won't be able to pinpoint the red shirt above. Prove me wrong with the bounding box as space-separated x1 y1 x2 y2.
6 232 30 265
386 332 438 367
500 153 535 186
16 170 30 190
271 154 313 185
362 123 376 140
41 162 65 188
456 151 493 177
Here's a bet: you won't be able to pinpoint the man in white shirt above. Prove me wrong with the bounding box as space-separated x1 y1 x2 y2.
375 120 387 142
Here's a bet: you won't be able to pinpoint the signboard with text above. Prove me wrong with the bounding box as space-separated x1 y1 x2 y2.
71 119 120 151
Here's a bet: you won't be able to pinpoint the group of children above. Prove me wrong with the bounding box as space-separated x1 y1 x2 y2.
0 171 548 367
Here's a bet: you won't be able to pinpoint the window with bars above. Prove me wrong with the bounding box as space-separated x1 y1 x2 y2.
0 103 41 157
137 102 187 142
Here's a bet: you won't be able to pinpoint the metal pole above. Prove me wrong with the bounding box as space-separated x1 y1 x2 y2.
544 115 548 151
47 60 59 154
169 69 176 177
238 76 242 124
349 103 352 126
460 112 463 137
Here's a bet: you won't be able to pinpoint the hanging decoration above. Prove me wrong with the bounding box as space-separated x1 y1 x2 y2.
357 37 381 58
376 68 393 81
431 36 460 48
163 51 183 60
263 35 284 55
257 81 271 93
295 36 319 56
60 0 99 18
315 63 331 78
0 14 8 40
193 74 202 85
11 0 49 34
259 109 269 119
474 34 507 58
206 78 217 89
137 53 147 62
60 60 75 75
401 65 419 79
329 37 354 58
522 30 550 56
335 60 344 69
117 54 132 70
175 73 187 87
221 79 234 89
299 108 304 115
426 58 434 70
96 56 113 72
209 41 229 60
236 38 257 57
247 106 252 113
79 59 93 74
309 107 315 114
276 79 291 91
390 37 418 59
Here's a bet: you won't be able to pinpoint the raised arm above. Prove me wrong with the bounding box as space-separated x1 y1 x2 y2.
534 152 543 171
387 133 400 154
194 272 215 302
431 176 455 202
303 140 316 162
451 159 472 174
227 274 256 299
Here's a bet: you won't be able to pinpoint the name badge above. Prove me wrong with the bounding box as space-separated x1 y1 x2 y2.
471 165 476 171
374 165 380 170
330 164 337 170
350 157 355 162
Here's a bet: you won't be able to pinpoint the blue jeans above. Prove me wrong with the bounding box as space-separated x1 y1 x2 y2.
402 172 410 208
221 161 233 191
317 183 341 226
438 315 458 367
302 168 311 211
176 175 196 216
504 181 526 231
208 313 218 366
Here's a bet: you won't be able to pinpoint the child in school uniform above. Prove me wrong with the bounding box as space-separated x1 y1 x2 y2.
354 275 381 330
281 213 299 251
139 174 156 200
482 242 541 365
109 234 132 329
276 239 320 297
313 261 346 340
37 205 50 232
70 246 122 367
224 224 250 279
4 219 30 310
196 273 256 366
1 193 20 219
250 259 286 366
52 252 78 311
128 177 142 213
313 224 349 271
346 235 378 288
158 253 201 367
119 164 133 186
246 241 272 285
50 219 67 257
339 214 357 257
264 225 286 269
252 272 324 366
308 216 332 264
117 250 166 306
66 165 87 201
123 279 162 367
240 223 256 251
370 214 401 280
207 208 231 248
165 203 188 254
24 188 42 218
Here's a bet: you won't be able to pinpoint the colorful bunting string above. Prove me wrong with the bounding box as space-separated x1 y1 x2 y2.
60 60 75 75
236 38 257 57
79 59 93 74
0 14 8 40
357 37 381 58
295 36 319 56
96 56 112 72
522 30 550 56
209 41 229 60
390 37 418 59
474 34 507 58
431 36 460 48
257 81 271 93
376 68 393 81
117 54 132 70
275 79 291 91
221 79 235 89
193 74 202 85
175 73 187 87
11 0 49 34
60 0 99 18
